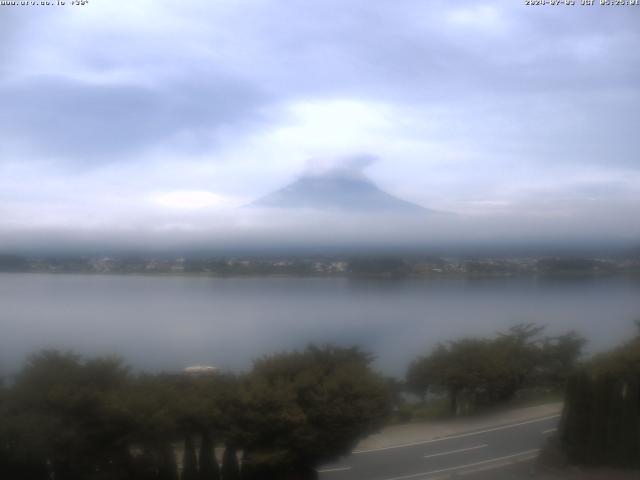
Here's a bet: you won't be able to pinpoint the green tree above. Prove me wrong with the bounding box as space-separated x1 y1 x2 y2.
406 324 581 415
405 357 433 402
198 431 220 480
238 345 391 479
122 374 180 456
6 351 133 480
537 331 586 387
182 435 198 480
221 445 239 480
560 328 640 468
157 443 179 480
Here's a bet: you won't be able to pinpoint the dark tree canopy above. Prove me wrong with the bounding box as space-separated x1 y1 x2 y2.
2 351 132 480
198 431 220 480
561 330 640 468
406 324 585 414
239 345 391 475
0 345 390 480
221 445 240 480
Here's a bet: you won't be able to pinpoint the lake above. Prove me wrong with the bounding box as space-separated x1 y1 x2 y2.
1 273 639 376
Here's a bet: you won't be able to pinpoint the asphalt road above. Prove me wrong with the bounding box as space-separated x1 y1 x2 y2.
318 414 560 480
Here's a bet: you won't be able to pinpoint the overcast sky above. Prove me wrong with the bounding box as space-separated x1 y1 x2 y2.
0 0 639 247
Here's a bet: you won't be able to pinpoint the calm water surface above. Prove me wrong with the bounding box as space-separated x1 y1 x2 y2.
1 274 639 375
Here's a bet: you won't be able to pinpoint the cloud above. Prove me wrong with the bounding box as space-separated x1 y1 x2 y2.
152 190 238 210
0 74 266 164
302 154 378 178
0 0 638 240
446 4 506 33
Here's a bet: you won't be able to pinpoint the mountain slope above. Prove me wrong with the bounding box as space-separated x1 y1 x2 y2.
249 174 429 213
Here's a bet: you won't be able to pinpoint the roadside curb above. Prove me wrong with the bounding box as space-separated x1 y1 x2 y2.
354 403 563 453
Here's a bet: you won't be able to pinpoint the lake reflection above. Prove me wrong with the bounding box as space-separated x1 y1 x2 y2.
1 274 639 376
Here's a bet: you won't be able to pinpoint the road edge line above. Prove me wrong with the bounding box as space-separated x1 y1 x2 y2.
353 414 560 454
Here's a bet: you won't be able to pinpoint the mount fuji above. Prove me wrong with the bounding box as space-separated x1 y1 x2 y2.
249 171 429 213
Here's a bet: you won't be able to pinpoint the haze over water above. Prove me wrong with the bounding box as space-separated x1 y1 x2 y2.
2 273 638 376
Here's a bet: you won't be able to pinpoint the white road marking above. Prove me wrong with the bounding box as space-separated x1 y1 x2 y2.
317 466 352 473
423 444 488 459
542 428 557 434
353 414 560 454
458 451 539 476
380 449 541 480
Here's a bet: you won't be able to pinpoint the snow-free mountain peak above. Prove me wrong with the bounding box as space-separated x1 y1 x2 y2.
249 171 429 213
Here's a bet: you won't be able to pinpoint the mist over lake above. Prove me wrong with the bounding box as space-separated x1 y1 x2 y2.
1 273 639 377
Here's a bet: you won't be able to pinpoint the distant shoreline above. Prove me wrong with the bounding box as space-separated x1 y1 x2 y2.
2 253 639 278
2 270 639 279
